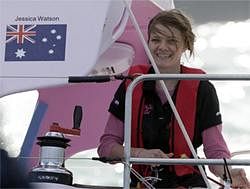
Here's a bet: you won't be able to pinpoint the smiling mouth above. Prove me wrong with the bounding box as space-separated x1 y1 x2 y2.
156 53 172 59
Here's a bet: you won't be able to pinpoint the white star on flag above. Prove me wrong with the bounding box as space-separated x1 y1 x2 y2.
15 48 26 59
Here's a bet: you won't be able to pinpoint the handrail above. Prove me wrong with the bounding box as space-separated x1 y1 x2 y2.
231 150 250 157
130 158 250 166
124 73 250 189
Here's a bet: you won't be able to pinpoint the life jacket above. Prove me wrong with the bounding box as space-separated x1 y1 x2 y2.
125 64 205 177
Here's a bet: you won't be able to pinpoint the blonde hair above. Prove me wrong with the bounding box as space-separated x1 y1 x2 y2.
148 9 195 57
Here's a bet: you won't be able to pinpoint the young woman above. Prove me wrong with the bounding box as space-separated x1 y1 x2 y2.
98 9 250 188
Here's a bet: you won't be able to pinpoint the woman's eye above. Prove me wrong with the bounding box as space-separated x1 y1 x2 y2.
151 38 160 42
168 39 177 44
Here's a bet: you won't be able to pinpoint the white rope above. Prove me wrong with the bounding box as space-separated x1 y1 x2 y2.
231 150 250 157
122 161 156 189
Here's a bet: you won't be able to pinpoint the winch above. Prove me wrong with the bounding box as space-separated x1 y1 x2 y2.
29 105 82 185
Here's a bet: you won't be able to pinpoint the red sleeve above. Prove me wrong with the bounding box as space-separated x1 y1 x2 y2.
203 124 231 159
97 114 124 157
202 124 231 175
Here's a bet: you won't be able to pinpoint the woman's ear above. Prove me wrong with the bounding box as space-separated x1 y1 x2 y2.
183 40 188 52
182 47 188 53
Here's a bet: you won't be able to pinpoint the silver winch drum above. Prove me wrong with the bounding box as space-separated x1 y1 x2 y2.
29 131 73 185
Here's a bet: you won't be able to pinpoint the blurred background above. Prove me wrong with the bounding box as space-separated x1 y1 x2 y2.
0 0 250 187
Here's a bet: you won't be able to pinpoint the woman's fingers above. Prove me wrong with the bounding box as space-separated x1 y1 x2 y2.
231 168 250 188
137 149 173 159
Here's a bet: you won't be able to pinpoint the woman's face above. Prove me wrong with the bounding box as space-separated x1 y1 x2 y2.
148 24 186 72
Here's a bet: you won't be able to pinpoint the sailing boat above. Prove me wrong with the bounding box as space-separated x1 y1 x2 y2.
0 0 171 188
1 0 250 188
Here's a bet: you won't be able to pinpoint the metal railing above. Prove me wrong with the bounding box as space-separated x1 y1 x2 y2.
123 73 250 189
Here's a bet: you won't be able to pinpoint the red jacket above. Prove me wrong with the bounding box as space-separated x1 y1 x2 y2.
125 64 205 177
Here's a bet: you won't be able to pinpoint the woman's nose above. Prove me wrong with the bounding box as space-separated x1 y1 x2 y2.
158 41 167 50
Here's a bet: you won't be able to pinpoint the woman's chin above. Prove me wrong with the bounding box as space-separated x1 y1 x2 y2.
156 62 171 69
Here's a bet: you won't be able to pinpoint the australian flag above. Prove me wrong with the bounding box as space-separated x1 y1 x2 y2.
5 24 67 61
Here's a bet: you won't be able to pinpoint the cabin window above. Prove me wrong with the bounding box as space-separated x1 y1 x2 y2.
0 90 39 157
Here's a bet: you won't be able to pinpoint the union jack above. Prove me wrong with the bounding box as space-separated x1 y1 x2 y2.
6 25 36 44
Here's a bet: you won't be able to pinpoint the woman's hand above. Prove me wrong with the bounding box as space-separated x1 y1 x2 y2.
134 148 173 159
230 168 250 188
133 149 174 167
